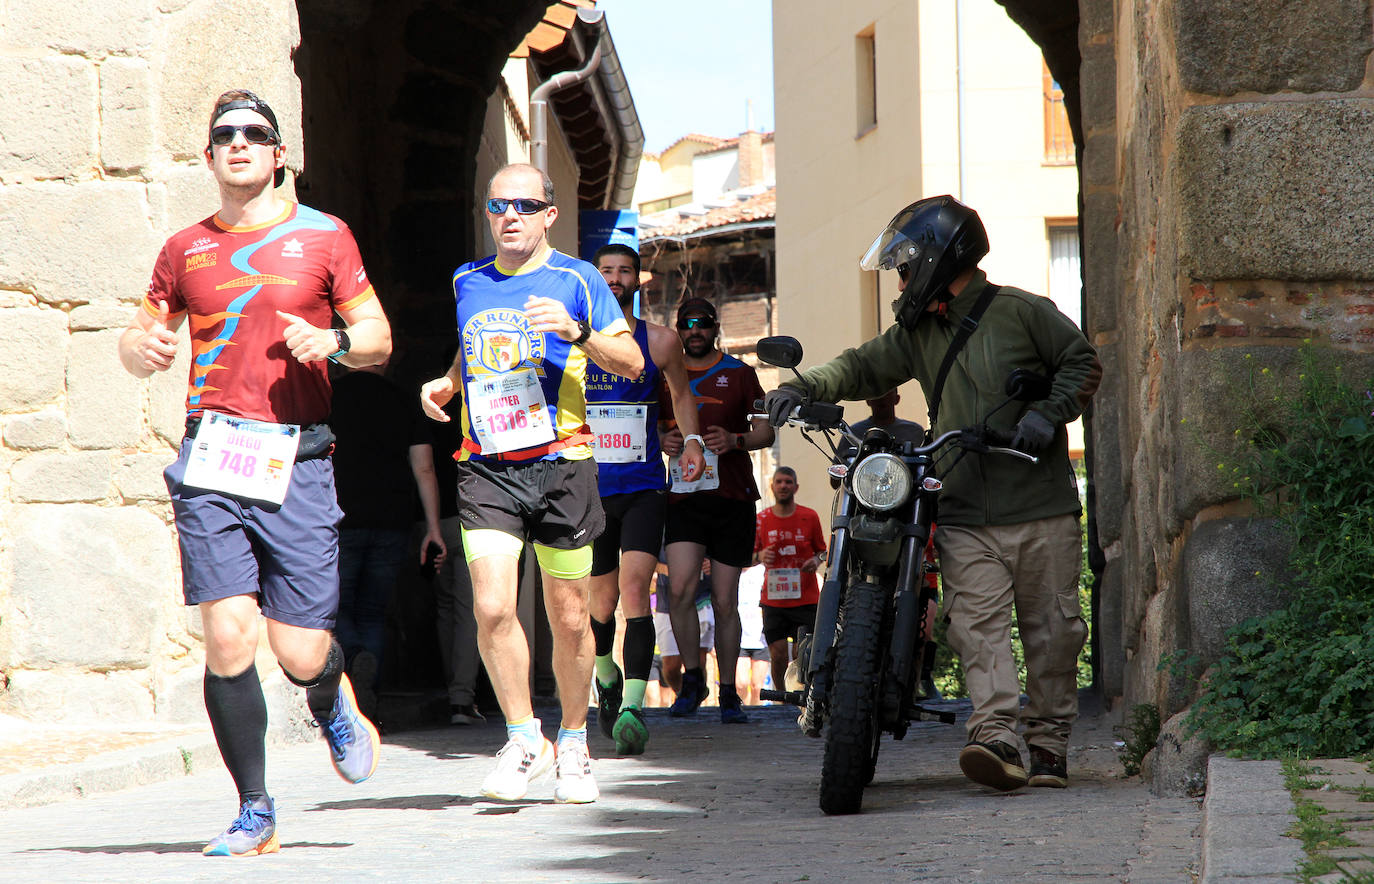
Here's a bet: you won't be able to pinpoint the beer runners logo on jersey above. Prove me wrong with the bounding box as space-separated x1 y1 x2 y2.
463 308 547 377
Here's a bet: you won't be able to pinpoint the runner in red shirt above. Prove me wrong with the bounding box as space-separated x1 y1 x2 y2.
752 466 827 693
118 89 391 858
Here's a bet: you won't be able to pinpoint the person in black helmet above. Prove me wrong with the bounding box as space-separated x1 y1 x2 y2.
763 195 1101 792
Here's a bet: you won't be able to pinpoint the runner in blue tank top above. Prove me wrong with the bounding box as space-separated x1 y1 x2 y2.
584 244 705 755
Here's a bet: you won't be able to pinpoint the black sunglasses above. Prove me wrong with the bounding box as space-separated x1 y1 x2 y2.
486 197 551 215
677 316 717 330
209 124 280 147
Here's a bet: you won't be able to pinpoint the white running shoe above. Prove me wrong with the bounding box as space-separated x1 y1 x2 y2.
553 742 600 804
480 736 554 800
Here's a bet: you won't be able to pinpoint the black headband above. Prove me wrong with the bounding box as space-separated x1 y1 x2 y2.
212 97 281 135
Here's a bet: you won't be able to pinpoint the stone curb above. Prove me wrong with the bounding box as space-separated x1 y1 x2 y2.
1201 755 1305 882
0 736 222 809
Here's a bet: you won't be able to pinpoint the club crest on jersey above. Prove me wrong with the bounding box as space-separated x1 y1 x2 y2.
463 308 545 375
281 238 305 258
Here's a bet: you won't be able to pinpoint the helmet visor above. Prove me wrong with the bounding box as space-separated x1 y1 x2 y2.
859 207 924 271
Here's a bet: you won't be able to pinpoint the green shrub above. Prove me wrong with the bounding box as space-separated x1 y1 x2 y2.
1186 348 1374 757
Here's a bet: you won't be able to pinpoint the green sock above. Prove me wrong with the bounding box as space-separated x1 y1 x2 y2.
595 654 620 686
623 678 648 710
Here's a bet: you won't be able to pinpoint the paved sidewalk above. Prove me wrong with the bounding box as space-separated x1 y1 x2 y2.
0 696 1206 882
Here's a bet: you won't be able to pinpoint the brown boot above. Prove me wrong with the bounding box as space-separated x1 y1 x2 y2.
958 740 1028 791
1027 745 1068 788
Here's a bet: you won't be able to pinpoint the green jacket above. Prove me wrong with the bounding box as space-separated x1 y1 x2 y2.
783 271 1101 527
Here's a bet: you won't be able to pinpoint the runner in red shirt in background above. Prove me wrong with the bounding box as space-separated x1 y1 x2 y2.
752 467 827 693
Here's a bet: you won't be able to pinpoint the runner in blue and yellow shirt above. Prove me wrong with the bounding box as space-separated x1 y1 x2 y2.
421 163 643 805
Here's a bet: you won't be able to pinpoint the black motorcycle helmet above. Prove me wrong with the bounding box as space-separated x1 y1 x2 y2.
859 195 989 329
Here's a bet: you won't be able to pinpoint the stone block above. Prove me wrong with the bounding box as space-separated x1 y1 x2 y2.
4 669 155 725
0 181 164 306
70 302 137 331
0 56 98 180
2 412 66 450
0 308 67 410
1078 42 1116 134
7 0 155 55
1097 556 1125 698
1178 101 1374 280
146 165 219 234
1081 133 1116 191
1079 0 1114 39
1081 190 1118 332
10 451 110 502
99 57 154 172
1183 517 1293 667
1147 711 1210 797
67 328 142 448
1177 0 1369 96
152 662 210 726
1173 346 1302 517
7 504 170 668
157 0 301 162
114 452 174 501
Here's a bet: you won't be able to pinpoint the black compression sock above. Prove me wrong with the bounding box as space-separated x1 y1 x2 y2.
589 615 616 658
922 638 937 677
283 636 345 721
623 616 655 681
204 666 268 804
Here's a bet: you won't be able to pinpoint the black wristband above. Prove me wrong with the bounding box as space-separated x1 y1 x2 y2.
572 318 592 346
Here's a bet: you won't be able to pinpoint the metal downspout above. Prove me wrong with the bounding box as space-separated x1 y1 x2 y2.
530 8 605 173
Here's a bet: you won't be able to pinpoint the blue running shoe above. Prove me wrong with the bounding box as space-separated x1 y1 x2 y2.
203 799 278 857
668 669 709 717
720 691 749 724
317 672 380 784
596 667 623 740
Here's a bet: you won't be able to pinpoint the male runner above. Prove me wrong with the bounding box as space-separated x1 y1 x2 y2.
584 244 705 755
118 89 388 856
420 163 643 803
753 466 827 693
661 297 773 723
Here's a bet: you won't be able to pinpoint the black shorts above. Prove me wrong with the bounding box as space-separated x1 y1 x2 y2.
762 603 818 646
457 457 604 550
664 495 756 568
591 488 667 576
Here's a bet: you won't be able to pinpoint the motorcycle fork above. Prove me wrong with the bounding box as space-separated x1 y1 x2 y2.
806 494 856 706
884 496 932 734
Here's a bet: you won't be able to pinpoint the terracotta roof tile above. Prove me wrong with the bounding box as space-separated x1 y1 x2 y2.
640 187 775 239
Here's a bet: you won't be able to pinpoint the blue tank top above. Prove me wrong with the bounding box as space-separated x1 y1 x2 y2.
585 320 665 495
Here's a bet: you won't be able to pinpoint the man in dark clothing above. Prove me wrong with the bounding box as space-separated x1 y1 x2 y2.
765 196 1100 792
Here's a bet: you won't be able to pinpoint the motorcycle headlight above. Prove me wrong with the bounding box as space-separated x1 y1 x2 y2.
850 453 912 512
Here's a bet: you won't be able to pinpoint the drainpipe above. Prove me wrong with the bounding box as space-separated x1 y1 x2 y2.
954 0 969 200
529 8 605 174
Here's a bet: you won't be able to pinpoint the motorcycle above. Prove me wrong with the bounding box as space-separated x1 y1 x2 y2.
754 335 1049 815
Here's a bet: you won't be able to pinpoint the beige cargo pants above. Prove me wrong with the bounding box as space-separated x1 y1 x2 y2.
936 514 1087 755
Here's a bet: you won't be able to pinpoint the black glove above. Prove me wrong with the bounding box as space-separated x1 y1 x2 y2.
764 387 804 427
1010 410 1055 453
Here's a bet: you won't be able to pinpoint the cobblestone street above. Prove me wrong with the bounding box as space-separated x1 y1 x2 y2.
0 697 1201 882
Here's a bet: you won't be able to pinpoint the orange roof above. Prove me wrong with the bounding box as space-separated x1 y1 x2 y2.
640 187 776 239
511 0 595 57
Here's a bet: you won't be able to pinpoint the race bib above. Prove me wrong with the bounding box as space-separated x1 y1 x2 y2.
181 411 300 504
587 404 648 463
467 368 555 454
766 567 803 601
670 448 720 492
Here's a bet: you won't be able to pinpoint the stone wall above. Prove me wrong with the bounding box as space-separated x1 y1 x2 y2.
0 0 305 726
1088 0 1374 726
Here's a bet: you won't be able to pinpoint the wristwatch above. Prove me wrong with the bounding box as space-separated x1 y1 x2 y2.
683 433 706 451
572 318 592 346
735 433 747 450
327 328 351 363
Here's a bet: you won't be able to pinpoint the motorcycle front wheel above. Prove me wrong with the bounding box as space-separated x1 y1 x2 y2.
819 580 885 815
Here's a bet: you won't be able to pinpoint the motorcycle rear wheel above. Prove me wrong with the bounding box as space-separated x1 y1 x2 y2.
819 580 884 815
